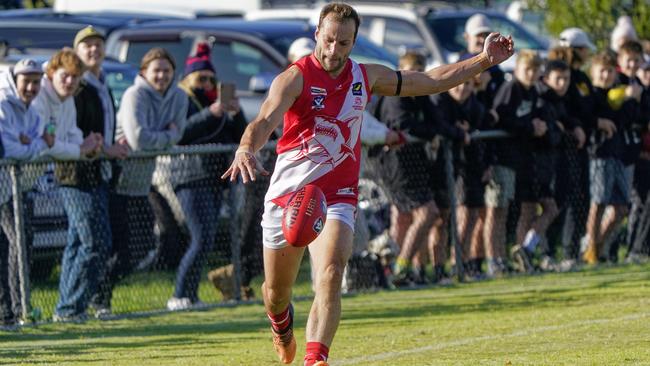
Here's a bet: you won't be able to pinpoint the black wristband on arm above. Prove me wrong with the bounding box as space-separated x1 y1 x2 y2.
395 70 402 96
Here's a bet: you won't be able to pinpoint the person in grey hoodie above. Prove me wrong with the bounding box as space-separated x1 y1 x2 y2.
0 59 54 327
92 47 187 312
31 49 103 322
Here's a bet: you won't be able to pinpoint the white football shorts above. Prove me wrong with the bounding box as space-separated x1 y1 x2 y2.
261 200 356 250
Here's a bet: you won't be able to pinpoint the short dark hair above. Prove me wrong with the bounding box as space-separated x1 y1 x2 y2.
318 3 360 39
544 59 570 76
618 40 643 57
140 47 176 73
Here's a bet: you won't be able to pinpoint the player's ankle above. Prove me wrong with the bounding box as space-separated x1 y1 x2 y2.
304 341 329 366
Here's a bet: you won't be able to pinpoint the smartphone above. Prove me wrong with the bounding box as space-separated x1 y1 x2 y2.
219 82 236 105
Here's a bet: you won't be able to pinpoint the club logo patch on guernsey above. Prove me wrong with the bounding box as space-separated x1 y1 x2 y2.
310 86 327 95
351 82 363 96
313 217 324 233
312 95 325 110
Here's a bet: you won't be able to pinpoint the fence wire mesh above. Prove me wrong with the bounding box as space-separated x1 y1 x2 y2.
0 132 649 324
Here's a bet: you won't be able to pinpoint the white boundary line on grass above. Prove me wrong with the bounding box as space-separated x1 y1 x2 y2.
333 312 650 365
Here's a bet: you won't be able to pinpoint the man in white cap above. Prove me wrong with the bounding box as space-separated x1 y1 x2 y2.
556 27 595 269
0 58 55 328
463 13 508 278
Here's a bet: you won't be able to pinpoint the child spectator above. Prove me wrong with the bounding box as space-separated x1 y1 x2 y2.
430 67 492 282
31 49 104 322
583 51 640 264
505 52 560 273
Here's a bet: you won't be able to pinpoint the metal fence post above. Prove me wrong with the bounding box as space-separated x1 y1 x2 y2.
228 181 242 301
9 163 30 322
442 140 464 282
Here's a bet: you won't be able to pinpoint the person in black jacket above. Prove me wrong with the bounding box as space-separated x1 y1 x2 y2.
493 50 559 271
430 71 492 282
159 43 247 310
583 51 641 264
371 52 441 285
626 59 650 262
554 30 595 270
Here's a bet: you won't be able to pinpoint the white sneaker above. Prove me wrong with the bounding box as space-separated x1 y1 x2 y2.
558 259 578 272
166 297 192 311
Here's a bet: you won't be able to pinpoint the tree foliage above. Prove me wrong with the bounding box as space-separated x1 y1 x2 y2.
530 0 650 50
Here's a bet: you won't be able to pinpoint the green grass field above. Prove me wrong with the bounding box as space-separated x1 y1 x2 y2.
2 263 650 366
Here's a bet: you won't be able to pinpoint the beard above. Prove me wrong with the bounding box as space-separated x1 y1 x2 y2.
315 47 350 74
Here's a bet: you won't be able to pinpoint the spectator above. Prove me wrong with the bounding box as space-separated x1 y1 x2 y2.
464 14 505 277
372 52 449 286
583 51 639 264
463 13 506 107
511 60 569 272
555 28 595 270
430 59 493 281
160 43 246 309
626 59 650 262
31 49 103 322
92 47 187 312
488 50 544 276
68 26 129 319
0 59 53 328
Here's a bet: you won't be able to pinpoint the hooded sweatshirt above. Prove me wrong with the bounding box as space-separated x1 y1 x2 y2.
31 75 84 160
0 70 48 205
115 75 187 196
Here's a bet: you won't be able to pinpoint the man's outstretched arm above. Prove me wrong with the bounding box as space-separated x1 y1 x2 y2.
368 32 514 97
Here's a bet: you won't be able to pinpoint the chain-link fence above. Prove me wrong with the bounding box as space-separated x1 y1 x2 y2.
1 131 649 325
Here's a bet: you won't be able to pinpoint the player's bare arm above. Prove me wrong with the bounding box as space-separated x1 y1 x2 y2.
367 32 514 96
221 66 303 183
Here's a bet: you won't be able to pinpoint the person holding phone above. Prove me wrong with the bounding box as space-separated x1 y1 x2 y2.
158 42 246 310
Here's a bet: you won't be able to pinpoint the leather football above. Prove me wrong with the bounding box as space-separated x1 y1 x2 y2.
282 185 327 247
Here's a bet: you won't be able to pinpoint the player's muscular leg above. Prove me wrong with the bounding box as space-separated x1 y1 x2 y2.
306 219 354 346
262 245 305 314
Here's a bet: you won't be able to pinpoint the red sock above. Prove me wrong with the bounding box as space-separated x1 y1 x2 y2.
304 342 329 365
267 304 292 334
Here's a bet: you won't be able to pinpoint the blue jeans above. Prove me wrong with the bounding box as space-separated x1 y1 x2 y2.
56 185 111 317
173 184 219 302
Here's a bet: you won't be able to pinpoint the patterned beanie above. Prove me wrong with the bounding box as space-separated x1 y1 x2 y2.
184 43 216 77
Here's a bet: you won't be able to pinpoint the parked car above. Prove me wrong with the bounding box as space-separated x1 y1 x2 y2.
0 8 172 55
247 4 549 71
105 18 397 118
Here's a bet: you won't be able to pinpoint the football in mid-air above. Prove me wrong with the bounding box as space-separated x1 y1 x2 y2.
282 184 327 247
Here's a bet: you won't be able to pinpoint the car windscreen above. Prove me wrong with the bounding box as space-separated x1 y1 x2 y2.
105 66 138 109
210 38 283 91
426 15 546 55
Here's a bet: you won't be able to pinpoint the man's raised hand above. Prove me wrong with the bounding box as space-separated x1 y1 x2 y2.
483 32 514 66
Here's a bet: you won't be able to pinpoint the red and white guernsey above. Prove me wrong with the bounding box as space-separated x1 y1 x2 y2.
265 54 371 208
